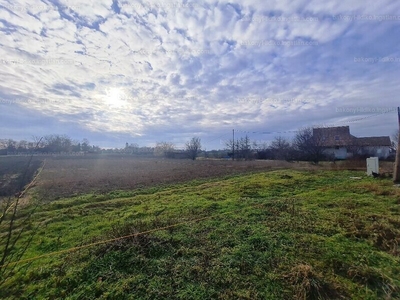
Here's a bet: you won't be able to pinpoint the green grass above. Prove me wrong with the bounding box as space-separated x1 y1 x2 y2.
1 169 400 299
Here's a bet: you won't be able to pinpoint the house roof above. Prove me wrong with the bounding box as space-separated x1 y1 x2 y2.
355 137 392 147
313 126 354 147
313 126 391 147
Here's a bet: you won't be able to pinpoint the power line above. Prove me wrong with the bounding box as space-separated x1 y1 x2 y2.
234 109 396 136
0 203 264 269
202 133 231 143
236 130 297 134
314 109 396 127
3 203 262 268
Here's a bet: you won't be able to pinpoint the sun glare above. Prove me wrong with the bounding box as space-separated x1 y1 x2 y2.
104 87 128 108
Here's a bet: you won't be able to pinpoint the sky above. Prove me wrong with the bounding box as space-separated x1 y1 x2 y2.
0 0 399 150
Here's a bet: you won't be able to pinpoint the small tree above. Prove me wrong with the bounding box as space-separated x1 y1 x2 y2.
31 136 45 152
253 141 269 160
185 137 202 160
154 141 175 157
43 134 72 153
71 141 81 152
239 135 252 160
81 138 90 152
225 135 253 160
6 139 17 152
224 139 236 160
293 127 326 163
17 140 28 152
270 136 291 160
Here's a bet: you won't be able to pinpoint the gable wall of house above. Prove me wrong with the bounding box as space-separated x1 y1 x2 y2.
323 147 348 159
325 146 390 159
362 146 390 159
315 126 391 160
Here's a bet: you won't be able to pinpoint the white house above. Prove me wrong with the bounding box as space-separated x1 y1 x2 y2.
313 126 391 159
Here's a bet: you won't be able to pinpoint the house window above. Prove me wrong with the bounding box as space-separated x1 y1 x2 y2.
335 135 340 141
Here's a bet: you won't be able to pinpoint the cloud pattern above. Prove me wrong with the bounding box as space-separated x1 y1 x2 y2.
0 0 400 148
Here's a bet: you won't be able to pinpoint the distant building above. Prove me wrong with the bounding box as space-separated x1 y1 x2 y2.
313 126 391 159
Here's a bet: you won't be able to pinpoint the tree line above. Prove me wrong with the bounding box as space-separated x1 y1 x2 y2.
0 135 100 154
2 126 395 162
0 135 203 160
225 128 327 163
226 126 396 163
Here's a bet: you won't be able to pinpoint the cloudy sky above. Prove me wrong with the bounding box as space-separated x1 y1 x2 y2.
1 0 399 149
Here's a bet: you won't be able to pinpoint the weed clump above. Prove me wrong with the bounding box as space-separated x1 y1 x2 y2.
347 264 399 298
284 264 343 299
94 221 173 258
372 223 399 256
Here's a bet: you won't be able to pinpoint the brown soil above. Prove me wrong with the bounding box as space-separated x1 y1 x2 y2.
35 156 321 200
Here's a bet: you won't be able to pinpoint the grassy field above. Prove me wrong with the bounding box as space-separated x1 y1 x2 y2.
25 155 395 201
34 155 322 201
1 155 394 201
1 169 399 299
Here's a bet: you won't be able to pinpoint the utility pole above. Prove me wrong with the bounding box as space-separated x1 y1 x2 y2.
232 129 235 161
393 107 400 182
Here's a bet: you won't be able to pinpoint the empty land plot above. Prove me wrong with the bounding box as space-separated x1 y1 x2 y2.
2 170 399 299
35 156 322 200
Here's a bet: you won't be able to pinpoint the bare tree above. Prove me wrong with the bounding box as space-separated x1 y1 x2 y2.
81 138 91 152
224 139 236 160
225 135 253 160
270 136 291 160
5 139 17 152
16 140 28 151
154 141 175 157
0 138 43 288
125 143 140 154
293 127 326 163
239 135 252 160
254 140 275 153
185 137 202 160
253 141 272 160
391 129 399 151
43 134 73 153
31 136 45 150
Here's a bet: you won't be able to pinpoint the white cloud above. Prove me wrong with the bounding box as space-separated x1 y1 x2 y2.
0 0 399 147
